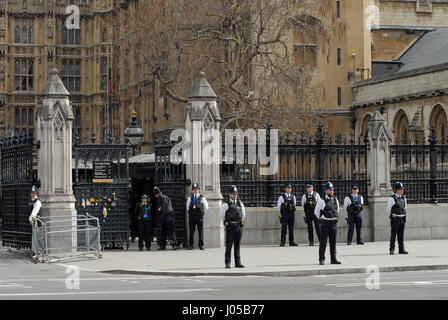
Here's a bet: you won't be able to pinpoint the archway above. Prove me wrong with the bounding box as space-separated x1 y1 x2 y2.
360 114 372 141
429 104 448 143
393 109 409 144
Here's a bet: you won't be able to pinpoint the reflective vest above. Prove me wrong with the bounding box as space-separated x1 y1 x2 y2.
347 195 363 215
189 194 204 216
303 192 317 214
320 196 339 219
225 199 243 223
391 195 406 218
280 194 295 215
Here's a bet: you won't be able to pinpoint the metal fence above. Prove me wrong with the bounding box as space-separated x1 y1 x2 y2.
221 125 368 207
391 128 448 204
0 134 36 249
154 136 188 247
32 215 101 263
73 132 131 249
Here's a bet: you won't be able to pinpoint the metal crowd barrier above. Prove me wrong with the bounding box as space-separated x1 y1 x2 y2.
32 215 101 263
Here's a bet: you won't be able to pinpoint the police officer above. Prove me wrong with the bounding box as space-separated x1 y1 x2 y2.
153 187 178 250
301 184 321 246
386 182 408 255
277 184 298 247
314 182 341 265
343 185 365 245
186 182 209 250
134 194 152 251
28 186 42 258
28 186 42 227
219 185 246 269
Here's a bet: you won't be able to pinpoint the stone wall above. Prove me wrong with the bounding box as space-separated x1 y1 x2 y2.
225 204 448 246
371 203 448 241
240 207 373 246
378 0 448 28
352 65 448 107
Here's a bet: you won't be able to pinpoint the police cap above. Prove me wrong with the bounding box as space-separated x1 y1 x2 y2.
192 182 200 190
229 185 238 194
394 181 404 191
324 181 334 190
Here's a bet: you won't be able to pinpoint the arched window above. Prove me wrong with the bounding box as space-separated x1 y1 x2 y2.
75 108 81 127
28 108 34 126
29 25 34 44
429 104 448 143
21 109 27 126
102 28 107 43
291 15 322 69
14 25 20 43
21 25 27 44
360 114 372 140
14 108 20 126
393 110 409 144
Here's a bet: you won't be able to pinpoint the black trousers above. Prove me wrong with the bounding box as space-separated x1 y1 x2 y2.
225 224 242 265
160 219 177 248
280 213 295 245
390 217 406 251
319 220 338 262
189 214 204 247
137 220 152 249
305 211 321 244
347 212 363 243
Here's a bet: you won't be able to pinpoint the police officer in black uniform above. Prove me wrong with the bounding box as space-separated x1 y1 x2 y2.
301 184 321 246
153 187 178 250
386 182 408 255
219 185 246 269
186 182 209 250
277 184 298 247
315 182 341 265
134 194 152 251
343 185 365 245
28 186 43 258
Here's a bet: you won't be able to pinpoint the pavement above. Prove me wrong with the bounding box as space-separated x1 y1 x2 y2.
48 239 448 277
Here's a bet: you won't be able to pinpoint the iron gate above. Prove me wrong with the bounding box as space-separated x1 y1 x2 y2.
221 125 369 206
154 136 189 248
0 135 37 249
73 133 131 249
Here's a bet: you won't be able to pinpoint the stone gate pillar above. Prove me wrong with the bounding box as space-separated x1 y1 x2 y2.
37 69 77 251
366 110 394 241
185 72 224 248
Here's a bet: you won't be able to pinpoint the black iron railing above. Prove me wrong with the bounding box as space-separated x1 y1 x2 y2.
391 128 448 204
0 134 37 249
220 125 369 207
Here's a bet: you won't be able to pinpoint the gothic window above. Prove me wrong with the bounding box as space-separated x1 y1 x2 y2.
14 59 34 91
62 20 81 45
14 25 20 43
14 107 34 136
101 58 108 91
62 60 81 92
291 15 321 69
14 21 34 44
102 28 107 43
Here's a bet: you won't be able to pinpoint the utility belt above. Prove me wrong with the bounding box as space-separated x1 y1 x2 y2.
391 214 406 220
189 210 204 217
320 218 338 224
225 221 241 226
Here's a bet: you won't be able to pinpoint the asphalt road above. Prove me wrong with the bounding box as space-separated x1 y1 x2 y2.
1 250 448 300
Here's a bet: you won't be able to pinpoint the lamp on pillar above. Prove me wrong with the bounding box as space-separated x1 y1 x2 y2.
124 110 144 156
